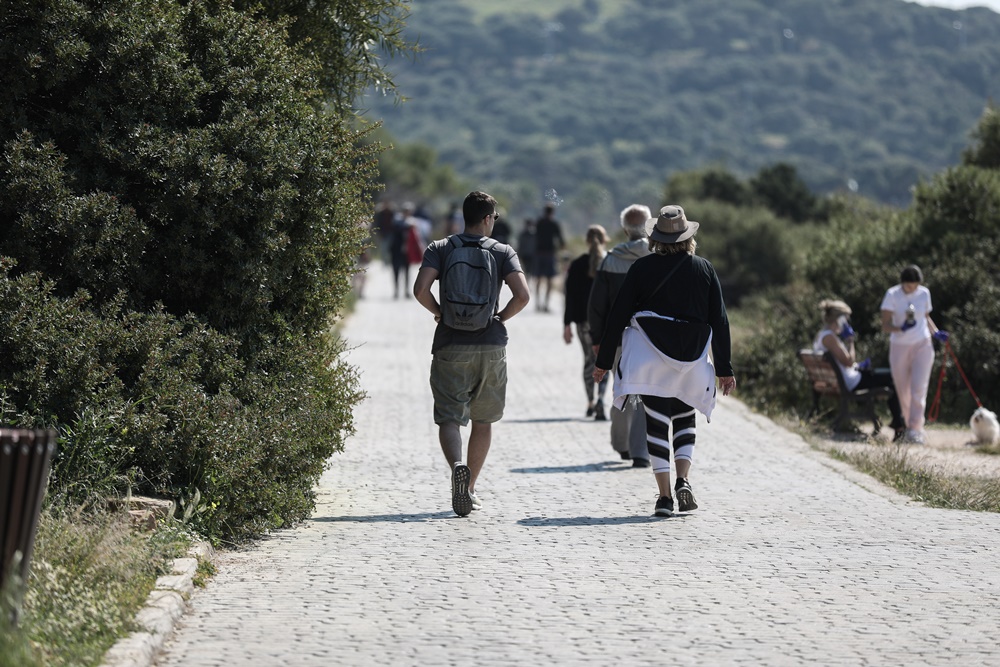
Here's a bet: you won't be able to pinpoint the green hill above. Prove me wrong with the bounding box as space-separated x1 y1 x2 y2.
362 0 1000 225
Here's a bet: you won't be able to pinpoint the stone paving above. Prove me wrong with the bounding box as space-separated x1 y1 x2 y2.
157 262 1000 666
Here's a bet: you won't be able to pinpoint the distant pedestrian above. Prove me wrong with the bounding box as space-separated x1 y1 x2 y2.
534 203 565 312
880 264 949 444
564 225 611 420
491 214 512 244
594 205 736 517
413 191 531 517
588 204 652 466
517 218 537 280
388 203 415 298
372 200 395 261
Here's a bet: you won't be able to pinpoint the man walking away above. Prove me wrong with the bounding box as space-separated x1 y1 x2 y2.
413 191 531 516
588 204 652 467
534 203 565 312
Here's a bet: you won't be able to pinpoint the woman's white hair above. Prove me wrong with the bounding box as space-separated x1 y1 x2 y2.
619 204 651 240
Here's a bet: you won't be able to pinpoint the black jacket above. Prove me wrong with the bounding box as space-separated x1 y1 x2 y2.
595 252 733 377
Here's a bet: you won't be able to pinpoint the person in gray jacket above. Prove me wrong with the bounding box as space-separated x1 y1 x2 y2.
588 204 652 467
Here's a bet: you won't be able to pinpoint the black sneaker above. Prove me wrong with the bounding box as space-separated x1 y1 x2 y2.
631 457 651 468
654 495 674 517
451 464 473 517
675 478 698 512
619 451 632 461
586 404 595 417
594 401 607 421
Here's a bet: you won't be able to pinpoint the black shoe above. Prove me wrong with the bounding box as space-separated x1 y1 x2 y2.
594 401 607 421
631 457 651 468
654 495 674 517
619 451 631 461
675 478 698 512
451 464 473 517
586 404 595 417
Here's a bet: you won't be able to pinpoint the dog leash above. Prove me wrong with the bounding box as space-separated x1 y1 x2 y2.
927 339 982 423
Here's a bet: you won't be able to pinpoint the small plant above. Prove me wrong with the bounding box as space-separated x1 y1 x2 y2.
192 558 217 589
17 507 192 667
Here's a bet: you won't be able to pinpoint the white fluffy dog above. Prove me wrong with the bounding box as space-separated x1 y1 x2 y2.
970 407 1000 445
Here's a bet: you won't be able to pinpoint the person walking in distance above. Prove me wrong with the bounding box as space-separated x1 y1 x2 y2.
533 202 565 312
413 191 531 516
563 225 611 420
588 204 653 466
594 205 736 517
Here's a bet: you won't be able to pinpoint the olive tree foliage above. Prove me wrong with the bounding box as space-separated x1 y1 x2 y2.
0 0 385 540
231 0 415 114
736 106 1000 423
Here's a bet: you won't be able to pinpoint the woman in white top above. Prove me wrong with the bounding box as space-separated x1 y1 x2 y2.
815 299 905 440
879 265 949 444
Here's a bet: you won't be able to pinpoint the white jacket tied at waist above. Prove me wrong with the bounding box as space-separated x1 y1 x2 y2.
612 311 718 421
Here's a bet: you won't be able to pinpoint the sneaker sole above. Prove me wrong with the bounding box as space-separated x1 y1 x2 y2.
654 507 673 517
676 488 698 512
452 464 473 517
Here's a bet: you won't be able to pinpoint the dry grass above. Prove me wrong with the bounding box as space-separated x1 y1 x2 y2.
2 507 194 667
790 416 1000 513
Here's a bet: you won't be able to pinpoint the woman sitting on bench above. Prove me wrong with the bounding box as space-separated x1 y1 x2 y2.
814 299 906 441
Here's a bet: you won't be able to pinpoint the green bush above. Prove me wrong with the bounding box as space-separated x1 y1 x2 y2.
0 263 362 541
735 106 1000 423
0 1 384 541
681 199 795 305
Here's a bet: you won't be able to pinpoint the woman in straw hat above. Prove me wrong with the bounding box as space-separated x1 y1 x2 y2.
593 205 735 517
815 298 905 441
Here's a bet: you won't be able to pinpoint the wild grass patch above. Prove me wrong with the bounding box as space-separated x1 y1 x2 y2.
829 446 1000 513
2 508 195 667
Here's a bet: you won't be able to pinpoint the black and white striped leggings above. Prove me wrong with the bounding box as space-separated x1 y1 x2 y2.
641 395 696 474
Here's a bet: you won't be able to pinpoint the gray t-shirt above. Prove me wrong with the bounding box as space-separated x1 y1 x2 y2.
421 233 523 353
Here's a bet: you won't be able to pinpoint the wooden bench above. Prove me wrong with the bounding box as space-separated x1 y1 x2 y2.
798 349 891 432
1 428 56 622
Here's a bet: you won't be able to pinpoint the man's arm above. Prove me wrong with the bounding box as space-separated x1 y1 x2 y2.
498 271 530 323
413 266 441 320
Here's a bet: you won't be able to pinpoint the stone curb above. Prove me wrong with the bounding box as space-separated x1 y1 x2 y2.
99 542 214 667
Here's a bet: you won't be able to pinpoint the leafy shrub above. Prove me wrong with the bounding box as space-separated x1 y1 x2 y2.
681 199 795 305
736 106 1000 423
0 263 363 541
0 1 381 541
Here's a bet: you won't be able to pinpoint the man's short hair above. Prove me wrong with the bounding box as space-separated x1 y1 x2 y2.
463 191 497 226
620 204 651 239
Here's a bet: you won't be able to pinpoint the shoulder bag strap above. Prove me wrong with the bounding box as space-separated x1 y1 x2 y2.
648 255 691 301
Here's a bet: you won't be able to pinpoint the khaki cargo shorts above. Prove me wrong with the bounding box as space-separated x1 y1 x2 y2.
430 345 507 426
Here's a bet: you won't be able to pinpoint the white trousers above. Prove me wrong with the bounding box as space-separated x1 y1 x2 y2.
889 339 935 433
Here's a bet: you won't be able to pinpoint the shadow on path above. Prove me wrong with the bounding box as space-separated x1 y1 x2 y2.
503 417 585 424
310 511 456 523
510 461 631 474
517 515 685 526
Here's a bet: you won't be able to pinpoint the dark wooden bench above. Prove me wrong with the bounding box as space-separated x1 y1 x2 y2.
798 349 891 432
1 428 56 621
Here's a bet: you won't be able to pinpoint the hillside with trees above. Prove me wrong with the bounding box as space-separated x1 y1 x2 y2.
362 0 1000 227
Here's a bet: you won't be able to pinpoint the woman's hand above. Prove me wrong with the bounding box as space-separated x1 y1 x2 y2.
593 367 608 384
718 376 736 396
563 324 573 344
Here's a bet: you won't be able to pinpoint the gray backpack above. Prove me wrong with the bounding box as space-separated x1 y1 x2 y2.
440 235 501 331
